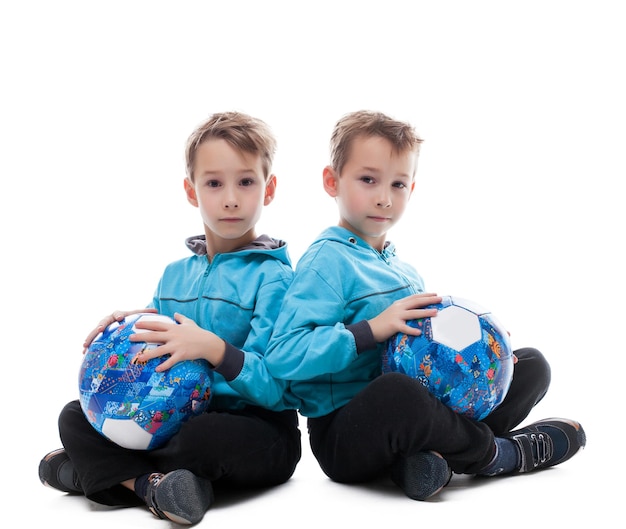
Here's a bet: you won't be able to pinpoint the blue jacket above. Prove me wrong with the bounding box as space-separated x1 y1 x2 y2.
149 234 294 412
265 226 426 417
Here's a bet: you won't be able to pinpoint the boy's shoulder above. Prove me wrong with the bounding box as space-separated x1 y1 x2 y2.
305 226 356 252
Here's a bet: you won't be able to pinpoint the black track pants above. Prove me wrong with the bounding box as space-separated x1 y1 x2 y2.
308 347 550 482
58 400 302 506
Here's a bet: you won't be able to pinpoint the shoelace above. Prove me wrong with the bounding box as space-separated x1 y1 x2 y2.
509 430 555 472
528 432 552 468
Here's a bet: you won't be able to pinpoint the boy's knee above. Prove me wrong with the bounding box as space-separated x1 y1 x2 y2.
515 347 552 387
59 400 83 426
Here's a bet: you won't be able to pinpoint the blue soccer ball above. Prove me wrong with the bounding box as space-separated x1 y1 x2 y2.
79 313 213 450
383 296 514 421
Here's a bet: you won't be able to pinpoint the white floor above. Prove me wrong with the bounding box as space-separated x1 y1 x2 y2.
12 405 612 529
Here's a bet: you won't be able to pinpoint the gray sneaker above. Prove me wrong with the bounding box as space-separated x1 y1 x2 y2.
391 450 452 500
39 448 83 494
145 470 214 525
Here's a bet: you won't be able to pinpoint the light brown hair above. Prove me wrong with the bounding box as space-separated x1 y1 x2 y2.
185 111 276 181
329 110 423 175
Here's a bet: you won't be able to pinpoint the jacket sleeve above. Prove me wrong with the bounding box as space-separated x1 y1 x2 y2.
265 265 362 381
217 273 293 409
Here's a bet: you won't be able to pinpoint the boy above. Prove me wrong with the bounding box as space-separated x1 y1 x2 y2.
39 111 301 524
265 110 585 501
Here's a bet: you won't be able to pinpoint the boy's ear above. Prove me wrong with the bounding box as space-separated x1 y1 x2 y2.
264 174 277 205
323 166 339 197
184 178 199 207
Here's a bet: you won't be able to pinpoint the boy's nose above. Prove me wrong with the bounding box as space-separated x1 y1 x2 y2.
376 193 391 207
224 189 239 208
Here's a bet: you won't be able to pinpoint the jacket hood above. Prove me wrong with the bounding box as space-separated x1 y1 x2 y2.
184 234 291 265
311 226 396 258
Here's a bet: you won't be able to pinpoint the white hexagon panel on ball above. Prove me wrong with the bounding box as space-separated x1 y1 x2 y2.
430 304 482 351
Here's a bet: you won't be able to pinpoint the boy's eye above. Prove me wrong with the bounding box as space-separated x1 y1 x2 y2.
240 178 255 187
393 182 407 189
360 176 375 184
207 180 221 188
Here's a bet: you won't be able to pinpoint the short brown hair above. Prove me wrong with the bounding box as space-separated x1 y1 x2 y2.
185 111 276 181
329 110 423 175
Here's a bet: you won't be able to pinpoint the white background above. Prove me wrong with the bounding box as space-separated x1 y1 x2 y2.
1 1 623 527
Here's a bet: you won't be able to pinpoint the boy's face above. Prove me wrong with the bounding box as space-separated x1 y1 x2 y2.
184 138 276 253
323 135 416 251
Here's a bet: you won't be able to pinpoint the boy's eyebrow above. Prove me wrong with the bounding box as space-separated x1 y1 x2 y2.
198 168 261 178
358 165 412 179
196 169 222 178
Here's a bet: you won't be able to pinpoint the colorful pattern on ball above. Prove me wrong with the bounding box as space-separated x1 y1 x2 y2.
78 313 213 450
383 296 514 421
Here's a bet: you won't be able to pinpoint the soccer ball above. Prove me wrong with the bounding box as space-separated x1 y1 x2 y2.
383 296 514 421
79 313 213 450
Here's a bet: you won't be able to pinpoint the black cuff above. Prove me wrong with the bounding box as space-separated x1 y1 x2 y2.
214 343 245 381
346 320 377 354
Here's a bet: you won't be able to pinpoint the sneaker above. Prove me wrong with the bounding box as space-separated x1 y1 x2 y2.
390 450 452 500
504 417 586 473
145 470 214 525
39 448 83 494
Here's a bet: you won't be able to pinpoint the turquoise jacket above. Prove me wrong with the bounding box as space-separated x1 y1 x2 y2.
265 226 426 417
149 234 294 412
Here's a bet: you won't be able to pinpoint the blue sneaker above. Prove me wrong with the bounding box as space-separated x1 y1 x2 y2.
504 417 586 473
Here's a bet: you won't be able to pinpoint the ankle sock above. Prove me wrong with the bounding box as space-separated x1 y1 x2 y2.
479 437 520 476
134 473 152 501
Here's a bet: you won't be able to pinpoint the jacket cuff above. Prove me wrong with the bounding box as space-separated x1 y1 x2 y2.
346 320 377 354
214 342 245 381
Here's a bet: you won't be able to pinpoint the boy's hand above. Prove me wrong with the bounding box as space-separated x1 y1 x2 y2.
129 313 225 372
368 293 442 343
82 308 158 354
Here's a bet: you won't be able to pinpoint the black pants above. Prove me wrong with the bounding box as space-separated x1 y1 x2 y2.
308 347 550 482
58 400 302 506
